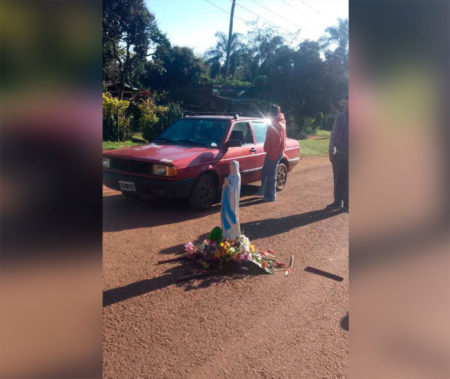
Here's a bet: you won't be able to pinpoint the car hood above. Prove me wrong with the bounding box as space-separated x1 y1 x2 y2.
104 143 219 166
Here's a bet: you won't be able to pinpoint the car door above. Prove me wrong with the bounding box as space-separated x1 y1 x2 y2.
218 121 257 184
250 120 269 182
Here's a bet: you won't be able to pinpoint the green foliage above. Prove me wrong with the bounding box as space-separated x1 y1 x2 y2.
137 98 160 139
204 32 245 78
315 129 331 138
199 75 251 88
201 20 348 137
209 227 223 242
103 140 141 150
102 8 348 139
140 46 205 91
321 113 336 131
103 0 167 98
141 101 185 141
103 92 133 141
102 92 183 142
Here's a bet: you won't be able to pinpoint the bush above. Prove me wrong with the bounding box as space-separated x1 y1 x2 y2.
137 98 160 139
321 113 336 131
142 102 184 141
285 112 326 139
103 91 185 143
103 92 133 141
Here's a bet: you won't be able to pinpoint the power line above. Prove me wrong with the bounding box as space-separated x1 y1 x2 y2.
249 0 301 29
204 0 304 47
249 0 313 34
280 0 307 17
233 1 296 35
297 0 321 15
204 0 248 23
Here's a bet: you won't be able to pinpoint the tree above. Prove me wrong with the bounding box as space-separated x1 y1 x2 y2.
320 18 349 114
103 0 167 99
240 22 286 83
289 41 328 133
199 19 349 136
204 32 244 78
320 18 348 68
140 45 205 91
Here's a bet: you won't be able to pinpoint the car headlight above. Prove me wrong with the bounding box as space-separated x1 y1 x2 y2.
103 157 110 168
152 164 177 177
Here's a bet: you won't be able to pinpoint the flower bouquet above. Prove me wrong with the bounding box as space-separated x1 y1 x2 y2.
184 227 290 275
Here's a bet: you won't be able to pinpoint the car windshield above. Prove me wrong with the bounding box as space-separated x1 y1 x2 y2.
155 118 229 148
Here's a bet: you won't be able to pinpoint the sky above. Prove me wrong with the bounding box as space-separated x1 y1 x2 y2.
145 0 348 56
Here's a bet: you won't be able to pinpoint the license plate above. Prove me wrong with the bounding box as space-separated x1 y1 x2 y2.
118 180 136 192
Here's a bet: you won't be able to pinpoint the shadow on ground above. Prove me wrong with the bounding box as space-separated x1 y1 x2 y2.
158 207 343 256
103 185 264 233
103 259 264 307
241 208 344 240
341 312 349 331
102 196 220 232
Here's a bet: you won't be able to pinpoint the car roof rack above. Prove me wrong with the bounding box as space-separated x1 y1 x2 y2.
184 111 241 119
184 112 266 119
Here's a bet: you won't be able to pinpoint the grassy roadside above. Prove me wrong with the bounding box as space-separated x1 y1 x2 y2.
299 129 330 157
103 140 142 150
103 133 147 150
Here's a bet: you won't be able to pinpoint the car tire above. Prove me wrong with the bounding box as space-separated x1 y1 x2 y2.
121 191 142 200
189 173 216 210
276 162 288 191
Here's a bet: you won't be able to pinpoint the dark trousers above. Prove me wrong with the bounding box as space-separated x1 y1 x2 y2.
261 154 282 201
332 154 348 206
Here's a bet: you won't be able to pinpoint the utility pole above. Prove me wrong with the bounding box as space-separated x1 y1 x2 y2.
224 0 236 78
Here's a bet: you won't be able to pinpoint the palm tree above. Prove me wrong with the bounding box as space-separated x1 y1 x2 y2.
205 32 244 78
319 18 348 66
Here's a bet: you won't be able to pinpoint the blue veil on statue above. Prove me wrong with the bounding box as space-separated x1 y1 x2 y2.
221 160 241 240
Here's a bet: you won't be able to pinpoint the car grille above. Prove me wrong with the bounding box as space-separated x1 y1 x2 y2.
110 158 152 175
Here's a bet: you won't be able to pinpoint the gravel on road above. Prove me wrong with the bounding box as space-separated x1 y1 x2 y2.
103 156 348 378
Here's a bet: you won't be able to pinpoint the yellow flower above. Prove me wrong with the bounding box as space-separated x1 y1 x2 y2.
250 244 255 253
214 251 220 258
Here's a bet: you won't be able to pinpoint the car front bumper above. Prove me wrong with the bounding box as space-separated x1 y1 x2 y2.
103 171 194 199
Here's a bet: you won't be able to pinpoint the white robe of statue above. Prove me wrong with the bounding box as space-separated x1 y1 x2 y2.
221 160 241 240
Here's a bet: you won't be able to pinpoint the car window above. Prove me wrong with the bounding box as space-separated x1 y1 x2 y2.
231 122 254 144
252 121 268 144
156 119 229 147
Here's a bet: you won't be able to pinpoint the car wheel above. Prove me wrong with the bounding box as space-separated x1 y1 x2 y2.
189 174 216 210
121 191 142 200
276 162 288 191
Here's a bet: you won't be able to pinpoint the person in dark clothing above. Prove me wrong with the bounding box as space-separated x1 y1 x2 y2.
327 97 349 211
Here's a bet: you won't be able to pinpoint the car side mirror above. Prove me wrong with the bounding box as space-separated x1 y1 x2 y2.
227 139 242 147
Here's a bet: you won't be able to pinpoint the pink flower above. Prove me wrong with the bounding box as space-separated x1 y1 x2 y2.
184 242 196 258
237 252 252 264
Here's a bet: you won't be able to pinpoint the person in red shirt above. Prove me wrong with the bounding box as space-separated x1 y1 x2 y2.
260 105 286 201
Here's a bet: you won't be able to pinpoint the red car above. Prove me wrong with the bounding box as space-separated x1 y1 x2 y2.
103 115 300 209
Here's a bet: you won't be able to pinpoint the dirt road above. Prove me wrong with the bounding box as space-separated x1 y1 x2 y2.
103 156 348 378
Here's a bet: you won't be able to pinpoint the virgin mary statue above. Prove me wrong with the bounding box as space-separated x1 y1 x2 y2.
221 161 241 240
